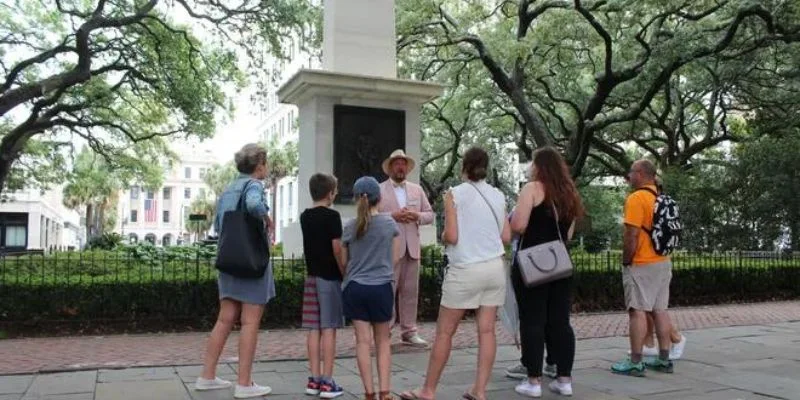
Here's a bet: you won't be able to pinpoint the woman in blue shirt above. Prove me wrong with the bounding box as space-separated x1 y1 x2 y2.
197 143 275 399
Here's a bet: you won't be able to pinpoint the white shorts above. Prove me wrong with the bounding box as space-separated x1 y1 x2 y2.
441 257 506 309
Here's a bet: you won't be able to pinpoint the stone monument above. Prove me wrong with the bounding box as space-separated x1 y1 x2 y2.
278 0 443 256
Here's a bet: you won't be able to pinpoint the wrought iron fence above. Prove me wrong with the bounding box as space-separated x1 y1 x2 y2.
1 249 798 335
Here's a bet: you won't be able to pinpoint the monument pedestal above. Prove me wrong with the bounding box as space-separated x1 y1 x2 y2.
277 70 442 257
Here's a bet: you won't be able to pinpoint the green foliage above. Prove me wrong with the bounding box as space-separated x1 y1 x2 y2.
730 134 800 251
203 162 239 199
398 0 800 178
0 0 317 193
1 250 798 334
577 183 626 252
86 233 123 251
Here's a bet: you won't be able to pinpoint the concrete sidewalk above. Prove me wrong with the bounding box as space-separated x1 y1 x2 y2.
3 301 800 375
3 321 800 400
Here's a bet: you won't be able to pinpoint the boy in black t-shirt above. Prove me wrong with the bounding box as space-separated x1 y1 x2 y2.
300 173 345 398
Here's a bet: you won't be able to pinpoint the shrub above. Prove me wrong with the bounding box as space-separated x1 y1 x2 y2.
86 233 123 250
1 250 799 335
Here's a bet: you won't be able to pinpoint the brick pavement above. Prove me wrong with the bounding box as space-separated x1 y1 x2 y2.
1 301 798 375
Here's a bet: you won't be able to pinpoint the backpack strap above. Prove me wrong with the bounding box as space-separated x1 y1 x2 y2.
635 187 659 197
633 186 659 234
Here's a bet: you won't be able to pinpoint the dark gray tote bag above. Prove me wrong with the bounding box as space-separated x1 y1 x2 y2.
515 203 573 287
215 180 270 279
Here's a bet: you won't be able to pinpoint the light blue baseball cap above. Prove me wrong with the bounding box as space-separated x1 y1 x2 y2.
353 176 381 203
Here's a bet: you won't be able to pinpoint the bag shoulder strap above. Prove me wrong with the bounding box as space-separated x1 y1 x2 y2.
236 179 256 212
467 182 503 232
550 202 565 244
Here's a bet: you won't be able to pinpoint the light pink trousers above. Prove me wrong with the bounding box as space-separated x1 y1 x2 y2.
391 252 420 337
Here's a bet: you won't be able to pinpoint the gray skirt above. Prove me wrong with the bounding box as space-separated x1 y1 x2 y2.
217 261 276 305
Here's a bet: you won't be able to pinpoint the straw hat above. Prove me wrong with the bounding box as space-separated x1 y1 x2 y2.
381 149 416 175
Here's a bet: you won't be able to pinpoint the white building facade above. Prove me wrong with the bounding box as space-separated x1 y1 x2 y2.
0 186 84 252
259 34 321 243
114 147 217 246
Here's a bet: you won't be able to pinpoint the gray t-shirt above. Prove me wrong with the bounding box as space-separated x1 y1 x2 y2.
342 214 399 289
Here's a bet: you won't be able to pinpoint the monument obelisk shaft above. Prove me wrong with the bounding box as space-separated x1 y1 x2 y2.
323 0 397 78
278 0 442 255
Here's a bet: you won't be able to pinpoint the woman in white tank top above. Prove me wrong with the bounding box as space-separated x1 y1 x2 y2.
401 147 511 400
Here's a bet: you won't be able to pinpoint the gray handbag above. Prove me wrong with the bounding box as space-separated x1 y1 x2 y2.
515 203 573 287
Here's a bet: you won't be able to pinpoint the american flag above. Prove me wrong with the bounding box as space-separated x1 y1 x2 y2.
144 199 157 222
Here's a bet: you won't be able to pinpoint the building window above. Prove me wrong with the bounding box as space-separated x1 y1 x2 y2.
199 168 206 179
279 118 284 138
130 186 140 200
162 234 172 247
146 190 154 200
163 210 170 223
4 226 26 247
162 187 171 200
130 210 138 223
184 167 191 179
184 188 191 199
199 188 206 199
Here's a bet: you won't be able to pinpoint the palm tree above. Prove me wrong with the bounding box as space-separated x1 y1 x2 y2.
63 149 118 238
263 138 298 232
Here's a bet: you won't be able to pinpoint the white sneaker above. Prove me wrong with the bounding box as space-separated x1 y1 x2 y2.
548 380 573 396
515 380 542 398
194 377 232 391
628 345 659 357
669 334 687 360
402 334 429 347
234 382 272 398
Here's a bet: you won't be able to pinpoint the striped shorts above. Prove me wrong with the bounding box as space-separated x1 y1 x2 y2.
301 276 345 330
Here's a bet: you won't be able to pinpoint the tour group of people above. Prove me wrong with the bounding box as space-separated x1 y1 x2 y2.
191 143 687 399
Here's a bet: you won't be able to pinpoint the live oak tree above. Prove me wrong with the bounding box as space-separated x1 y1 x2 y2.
0 0 314 193
398 0 800 177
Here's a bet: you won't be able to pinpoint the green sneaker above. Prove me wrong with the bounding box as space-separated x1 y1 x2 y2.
645 357 674 373
611 358 646 377
543 364 557 379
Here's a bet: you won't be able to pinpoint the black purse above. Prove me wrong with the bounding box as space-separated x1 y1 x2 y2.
214 180 270 278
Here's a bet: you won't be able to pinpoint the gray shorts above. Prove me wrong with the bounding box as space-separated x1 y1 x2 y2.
301 276 345 330
622 260 672 312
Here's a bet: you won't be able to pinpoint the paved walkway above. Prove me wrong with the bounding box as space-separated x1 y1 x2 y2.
3 320 800 399
1 301 799 376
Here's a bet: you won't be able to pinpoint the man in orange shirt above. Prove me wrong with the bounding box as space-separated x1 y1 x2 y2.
612 160 675 376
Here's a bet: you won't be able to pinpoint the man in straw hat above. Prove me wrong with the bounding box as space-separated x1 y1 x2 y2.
379 149 435 346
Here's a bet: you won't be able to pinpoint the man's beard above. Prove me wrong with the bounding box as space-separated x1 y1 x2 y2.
391 173 406 182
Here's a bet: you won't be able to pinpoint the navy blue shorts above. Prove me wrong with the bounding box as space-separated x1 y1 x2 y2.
343 282 393 323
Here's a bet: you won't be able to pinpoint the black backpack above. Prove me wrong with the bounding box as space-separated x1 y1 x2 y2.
637 187 682 256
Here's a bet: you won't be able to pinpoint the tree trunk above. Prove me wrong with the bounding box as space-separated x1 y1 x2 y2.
0 157 11 196
97 200 106 236
85 204 94 238
789 217 800 253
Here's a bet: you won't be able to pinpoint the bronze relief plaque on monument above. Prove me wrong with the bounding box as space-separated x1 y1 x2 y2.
333 105 405 203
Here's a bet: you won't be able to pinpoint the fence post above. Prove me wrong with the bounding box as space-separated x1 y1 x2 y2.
195 250 200 281
738 250 744 295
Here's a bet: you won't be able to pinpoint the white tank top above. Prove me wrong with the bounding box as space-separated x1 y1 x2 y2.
445 180 507 265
